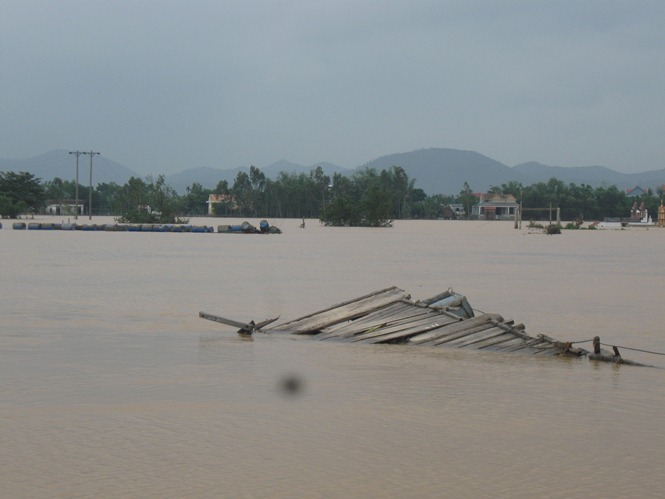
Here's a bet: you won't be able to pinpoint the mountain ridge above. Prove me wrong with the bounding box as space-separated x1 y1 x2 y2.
2 148 663 195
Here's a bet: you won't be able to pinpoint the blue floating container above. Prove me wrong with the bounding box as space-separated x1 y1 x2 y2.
12 222 26 230
219 224 244 233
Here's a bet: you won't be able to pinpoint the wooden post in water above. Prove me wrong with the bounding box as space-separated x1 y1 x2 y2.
593 336 601 355
514 208 519 229
612 346 621 359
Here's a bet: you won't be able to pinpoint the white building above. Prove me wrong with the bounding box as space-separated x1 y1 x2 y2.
471 193 519 220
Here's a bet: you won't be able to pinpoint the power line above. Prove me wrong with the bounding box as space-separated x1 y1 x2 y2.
569 338 665 357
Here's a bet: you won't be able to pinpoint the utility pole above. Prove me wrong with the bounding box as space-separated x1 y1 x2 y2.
82 150 100 219
69 151 84 219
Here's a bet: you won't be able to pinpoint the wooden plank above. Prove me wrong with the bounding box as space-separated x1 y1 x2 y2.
354 320 450 345
532 346 564 355
320 311 442 342
198 312 279 332
511 347 553 355
350 314 460 344
446 326 511 349
482 337 530 351
317 305 426 340
199 311 252 329
273 287 410 334
471 334 526 350
487 319 531 340
317 302 428 339
432 320 504 347
327 311 446 342
274 286 406 330
409 313 502 345
502 336 552 353
320 301 415 333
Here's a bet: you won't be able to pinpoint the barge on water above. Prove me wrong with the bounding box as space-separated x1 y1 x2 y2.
199 286 646 366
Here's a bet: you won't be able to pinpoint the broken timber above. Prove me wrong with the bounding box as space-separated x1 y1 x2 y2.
197 312 279 335
199 286 645 365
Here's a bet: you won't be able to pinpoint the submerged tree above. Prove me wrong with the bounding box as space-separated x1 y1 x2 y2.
115 175 188 224
458 182 475 219
183 182 211 216
0 171 45 217
320 169 395 227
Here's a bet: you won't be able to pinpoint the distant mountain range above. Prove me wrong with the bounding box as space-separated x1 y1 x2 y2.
0 150 138 187
2 148 664 195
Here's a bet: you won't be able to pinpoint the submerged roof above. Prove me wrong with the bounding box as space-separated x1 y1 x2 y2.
201 286 647 365
271 286 587 357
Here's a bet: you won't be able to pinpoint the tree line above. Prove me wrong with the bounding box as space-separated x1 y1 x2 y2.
1 167 662 224
490 178 662 222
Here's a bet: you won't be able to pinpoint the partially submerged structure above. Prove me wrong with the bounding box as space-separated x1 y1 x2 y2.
200 287 644 365
472 193 519 221
592 201 659 229
217 220 281 234
10 220 281 233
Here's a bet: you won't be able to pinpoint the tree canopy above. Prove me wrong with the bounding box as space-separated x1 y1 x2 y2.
0 171 45 218
1 164 661 225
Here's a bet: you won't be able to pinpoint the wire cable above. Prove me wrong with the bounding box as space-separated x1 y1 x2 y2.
601 343 665 356
543 338 665 356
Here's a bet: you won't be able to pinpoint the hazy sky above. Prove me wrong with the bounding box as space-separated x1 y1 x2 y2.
2 0 664 175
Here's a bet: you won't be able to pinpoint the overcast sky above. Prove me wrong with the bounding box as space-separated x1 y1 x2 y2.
2 0 664 175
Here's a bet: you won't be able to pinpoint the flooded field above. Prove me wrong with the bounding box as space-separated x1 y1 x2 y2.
1 217 664 498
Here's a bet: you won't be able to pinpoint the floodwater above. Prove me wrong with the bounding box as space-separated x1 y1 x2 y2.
1 217 664 498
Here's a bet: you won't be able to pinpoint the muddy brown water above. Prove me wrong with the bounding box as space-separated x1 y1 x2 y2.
1 218 664 498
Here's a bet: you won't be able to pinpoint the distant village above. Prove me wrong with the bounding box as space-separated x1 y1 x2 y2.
2 166 664 229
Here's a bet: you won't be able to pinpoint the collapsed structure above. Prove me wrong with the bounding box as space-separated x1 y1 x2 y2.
200 286 645 365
